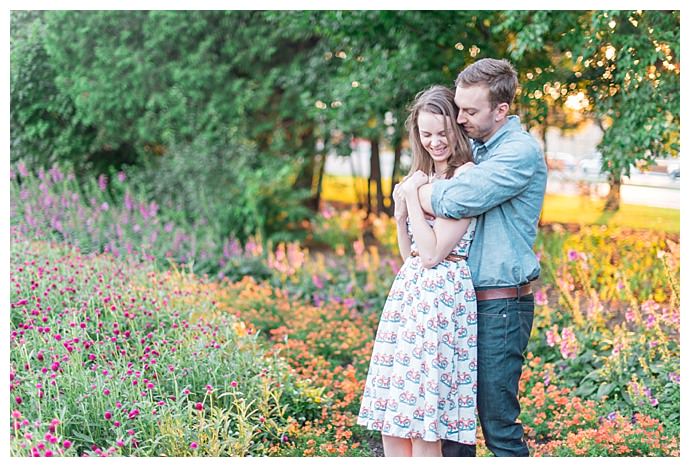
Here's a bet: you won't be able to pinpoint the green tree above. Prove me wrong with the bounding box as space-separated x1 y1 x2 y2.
305 11 504 214
505 10 680 211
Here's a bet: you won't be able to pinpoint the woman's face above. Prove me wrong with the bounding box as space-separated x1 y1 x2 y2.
417 111 454 163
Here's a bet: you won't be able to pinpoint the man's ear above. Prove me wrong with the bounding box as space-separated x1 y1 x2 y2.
495 102 510 120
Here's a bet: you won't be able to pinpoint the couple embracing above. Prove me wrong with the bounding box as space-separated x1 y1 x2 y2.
357 58 547 457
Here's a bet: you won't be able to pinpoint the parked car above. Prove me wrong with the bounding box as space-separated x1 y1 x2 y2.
578 153 602 176
545 152 577 172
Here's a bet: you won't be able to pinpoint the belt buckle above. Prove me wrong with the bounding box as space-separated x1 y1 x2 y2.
515 282 530 300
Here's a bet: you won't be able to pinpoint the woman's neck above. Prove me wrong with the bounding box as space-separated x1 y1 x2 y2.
433 161 448 178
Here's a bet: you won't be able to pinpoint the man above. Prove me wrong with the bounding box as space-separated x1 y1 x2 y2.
416 58 547 456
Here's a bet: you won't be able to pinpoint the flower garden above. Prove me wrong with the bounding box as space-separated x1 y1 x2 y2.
10 163 680 456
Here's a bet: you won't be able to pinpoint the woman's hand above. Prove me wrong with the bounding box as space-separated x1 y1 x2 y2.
392 183 408 222
401 170 429 197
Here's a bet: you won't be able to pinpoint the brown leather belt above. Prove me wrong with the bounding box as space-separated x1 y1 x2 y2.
409 251 467 262
475 283 533 301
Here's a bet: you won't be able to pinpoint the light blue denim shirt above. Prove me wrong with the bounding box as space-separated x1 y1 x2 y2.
431 115 547 289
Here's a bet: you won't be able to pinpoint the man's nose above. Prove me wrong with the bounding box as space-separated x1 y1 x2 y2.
456 111 467 124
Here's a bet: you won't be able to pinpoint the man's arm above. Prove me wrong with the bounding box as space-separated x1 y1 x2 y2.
429 141 542 219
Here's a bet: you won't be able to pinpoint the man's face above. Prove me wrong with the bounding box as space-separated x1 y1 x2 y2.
454 85 504 143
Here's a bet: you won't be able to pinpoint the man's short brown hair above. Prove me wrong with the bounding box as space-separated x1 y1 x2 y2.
455 58 518 109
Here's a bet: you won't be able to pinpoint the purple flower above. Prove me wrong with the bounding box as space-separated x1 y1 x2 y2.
567 249 579 261
124 192 134 211
668 372 680 384
18 161 29 177
117 171 127 182
98 174 108 191
49 166 64 183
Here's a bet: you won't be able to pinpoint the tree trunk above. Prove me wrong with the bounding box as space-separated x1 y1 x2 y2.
604 172 621 211
385 142 402 216
369 138 384 215
292 128 319 211
538 124 547 227
313 152 327 211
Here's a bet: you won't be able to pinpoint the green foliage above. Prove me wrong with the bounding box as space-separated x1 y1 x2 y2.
129 137 313 245
10 12 96 170
503 10 680 181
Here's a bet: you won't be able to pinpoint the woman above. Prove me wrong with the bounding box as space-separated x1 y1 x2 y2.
357 85 477 457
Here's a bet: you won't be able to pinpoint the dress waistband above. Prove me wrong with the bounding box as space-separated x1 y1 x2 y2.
409 251 468 262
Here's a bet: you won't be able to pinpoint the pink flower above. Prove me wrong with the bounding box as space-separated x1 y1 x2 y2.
104 411 112 420
559 327 579 359
98 174 108 191
190 442 198 449
18 161 29 177
230 380 238 388
545 325 560 347
194 402 203 411
63 440 72 449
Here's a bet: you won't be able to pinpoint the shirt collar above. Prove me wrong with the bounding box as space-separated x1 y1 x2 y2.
472 115 522 151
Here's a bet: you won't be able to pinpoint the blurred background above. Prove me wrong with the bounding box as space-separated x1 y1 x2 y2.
11 11 680 251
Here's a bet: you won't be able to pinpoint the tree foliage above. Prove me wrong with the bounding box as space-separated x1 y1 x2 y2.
503 10 680 210
11 10 680 217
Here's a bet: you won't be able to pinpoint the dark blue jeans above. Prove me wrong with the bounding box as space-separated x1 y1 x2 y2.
442 294 534 457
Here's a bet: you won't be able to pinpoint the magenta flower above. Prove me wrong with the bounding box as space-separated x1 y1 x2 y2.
18 161 29 177
104 411 112 420
190 442 198 449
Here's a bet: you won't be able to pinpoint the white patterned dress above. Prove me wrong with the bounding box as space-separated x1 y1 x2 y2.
357 216 477 444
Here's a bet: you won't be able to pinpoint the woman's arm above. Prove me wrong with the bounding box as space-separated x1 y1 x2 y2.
392 183 412 261
402 171 470 269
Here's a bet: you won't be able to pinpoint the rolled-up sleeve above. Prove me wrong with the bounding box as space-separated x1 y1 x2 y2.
431 139 540 219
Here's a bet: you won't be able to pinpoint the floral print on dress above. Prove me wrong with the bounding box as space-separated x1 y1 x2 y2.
357 217 477 444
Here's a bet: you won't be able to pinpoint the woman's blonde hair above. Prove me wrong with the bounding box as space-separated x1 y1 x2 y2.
404 85 473 180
